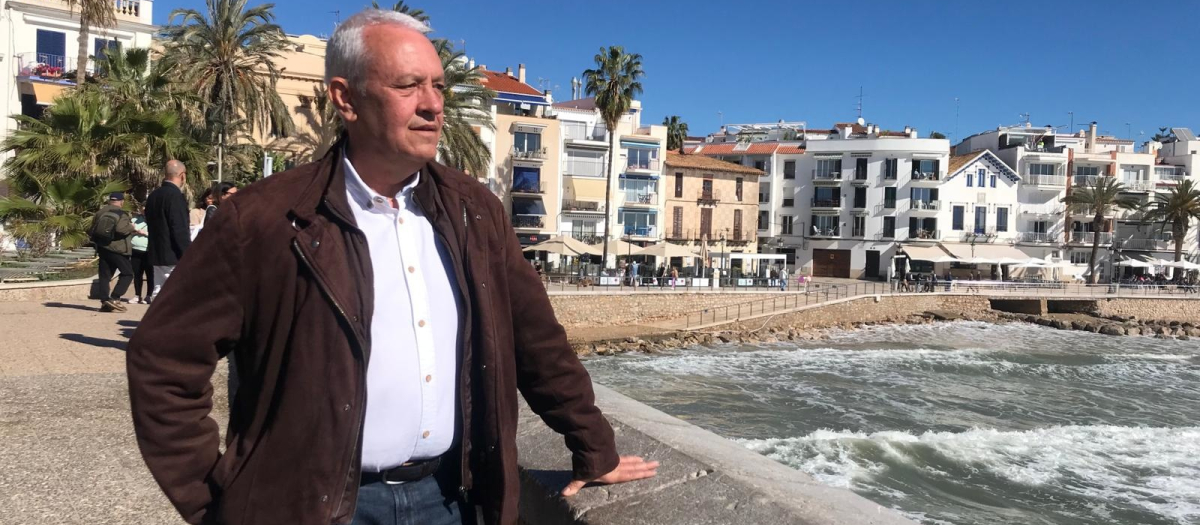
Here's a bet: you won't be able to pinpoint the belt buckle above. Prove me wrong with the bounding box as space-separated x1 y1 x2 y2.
381 469 407 485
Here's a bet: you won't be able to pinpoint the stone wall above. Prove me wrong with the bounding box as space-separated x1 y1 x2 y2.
548 292 780 328
0 279 93 302
1093 297 1200 321
724 294 993 331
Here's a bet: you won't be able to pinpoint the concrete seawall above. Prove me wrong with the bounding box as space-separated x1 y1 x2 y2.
516 384 916 525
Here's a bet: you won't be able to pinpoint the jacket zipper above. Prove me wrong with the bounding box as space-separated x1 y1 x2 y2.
291 238 368 522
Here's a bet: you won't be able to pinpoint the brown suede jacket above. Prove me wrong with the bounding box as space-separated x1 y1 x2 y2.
126 143 618 525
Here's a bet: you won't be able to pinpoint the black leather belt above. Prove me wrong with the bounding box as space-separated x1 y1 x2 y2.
360 457 442 485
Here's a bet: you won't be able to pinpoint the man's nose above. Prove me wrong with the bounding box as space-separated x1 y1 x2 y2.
418 84 444 116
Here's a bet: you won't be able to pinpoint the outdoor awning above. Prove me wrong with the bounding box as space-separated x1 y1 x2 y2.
900 244 954 262
939 243 1031 261
511 197 546 216
620 172 658 180
17 80 67 105
495 92 548 106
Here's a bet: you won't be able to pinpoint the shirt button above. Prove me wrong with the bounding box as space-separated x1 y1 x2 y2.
399 217 405 225
418 320 426 327
320 495 329 503
422 430 430 439
425 375 432 382
373 196 384 204
408 266 415 274
343 404 351 411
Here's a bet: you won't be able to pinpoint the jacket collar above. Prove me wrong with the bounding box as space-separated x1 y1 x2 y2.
290 135 456 228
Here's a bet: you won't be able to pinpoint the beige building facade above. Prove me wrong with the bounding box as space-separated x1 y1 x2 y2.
663 152 761 257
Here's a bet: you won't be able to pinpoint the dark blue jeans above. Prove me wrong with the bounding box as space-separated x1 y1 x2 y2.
352 462 476 525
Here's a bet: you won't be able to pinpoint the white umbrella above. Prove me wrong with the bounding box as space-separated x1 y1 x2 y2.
930 255 959 263
997 257 1028 265
633 242 702 259
1162 259 1200 270
963 256 999 265
1116 258 1154 268
1013 261 1048 268
591 238 637 258
523 235 600 256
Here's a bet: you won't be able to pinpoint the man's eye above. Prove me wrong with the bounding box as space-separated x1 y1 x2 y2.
433 83 446 91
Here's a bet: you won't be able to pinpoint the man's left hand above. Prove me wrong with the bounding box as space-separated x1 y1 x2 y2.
561 455 660 496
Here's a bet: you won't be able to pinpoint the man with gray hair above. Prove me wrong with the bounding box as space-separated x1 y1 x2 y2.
128 9 656 525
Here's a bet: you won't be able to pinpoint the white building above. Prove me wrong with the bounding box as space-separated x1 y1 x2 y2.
1 0 157 167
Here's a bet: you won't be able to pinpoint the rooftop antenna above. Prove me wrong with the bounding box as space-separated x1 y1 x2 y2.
330 10 340 26
570 77 581 99
1019 112 1031 126
718 110 723 127
856 86 864 119
1068 111 1074 134
954 97 960 143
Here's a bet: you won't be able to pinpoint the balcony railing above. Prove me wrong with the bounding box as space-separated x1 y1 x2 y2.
626 159 661 172
623 225 657 237
1025 174 1067 187
1155 168 1187 181
811 198 842 208
1069 232 1114 245
512 215 545 229
1073 175 1102 187
570 234 604 245
1024 144 1067 154
623 192 657 205
563 200 605 213
1122 235 1174 251
875 202 897 215
697 189 721 204
910 171 941 182
812 170 842 182
563 157 605 177
511 183 543 194
850 200 868 210
809 225 841 238
1020 203 1064 216
908 200 941 212
15 52 95 82
563 122 608 142
1020 232 1057 244
512 147 547 161
1120 179 1157 192
909 229 941 240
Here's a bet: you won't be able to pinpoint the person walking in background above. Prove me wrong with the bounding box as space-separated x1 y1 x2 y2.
144 160 192 302
189 188 212 241
779 266 789 291
670 266 679 290
128 205 153 304
204 182 239 224
630 260 640 288
90 192 136 312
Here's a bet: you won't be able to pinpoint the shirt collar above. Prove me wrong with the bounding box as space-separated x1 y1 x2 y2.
342 155 421 212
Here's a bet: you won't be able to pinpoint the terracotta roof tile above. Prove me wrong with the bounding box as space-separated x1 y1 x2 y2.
665 151 763 176
947 150 986 175
552 97 596 110
690 143 779 155
776 145 805 154
478 70 543 97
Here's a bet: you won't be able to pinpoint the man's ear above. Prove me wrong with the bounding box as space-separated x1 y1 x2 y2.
328 78 358 123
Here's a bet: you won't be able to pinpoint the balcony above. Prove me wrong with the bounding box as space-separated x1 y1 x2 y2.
1019 232 1057 244
697 189 721 205
623 192 657 207
1073 175 1102 187
812 170 843 185
811 198 842 210
1155 168 1187 183
1020 203 1064 216
851 172 870 185
623 225 657 238
562 122 608 143
30 0 145 22
1025 174 1067 188
910 171 942 184
512 215 545 229
1122 234 1174 251
570 234 604 245
562 200 605 214
850 200 868 211
512 147 547 163
563 157 606 178
1069 232 1113 245
809 225 841 238
908 229 941 241
1120 179 1157 193
511 182 543 195
16 53 94 85
626 159 661 174
908 200 942 213
875 202 898 215
1023 144 1067 154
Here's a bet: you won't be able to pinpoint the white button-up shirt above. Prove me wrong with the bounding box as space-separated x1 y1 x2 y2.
343 157 461 472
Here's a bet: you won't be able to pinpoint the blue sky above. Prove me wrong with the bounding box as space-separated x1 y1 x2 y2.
152 0 1200 143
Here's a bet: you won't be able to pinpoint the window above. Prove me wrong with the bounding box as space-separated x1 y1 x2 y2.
758 210 769 230
620 177 656 203
758 190 769 203
952 206 964 231
700 208 712 237
855 158 868 179
674 172 683 198
733 210 743 238
94 39 120 74
736 177 744 201
36 30 67 67
782 198 795 207
816 159 842 179
1075 166 1101 176
967 171 974 187
990 174 997 188
701 179 713 199
626 147 657 169
784 160 796 180
814 188 840 207
913 159 940 179
513 131 541 153
780 215 794 235
1070 252 1089 265
1029 163 1057 176
884 187 896 209
512 166 541 192
852 216 865 237
883 217 896 238
812 215 839 236
884 158 898 180
565 150 605 177
974 206 987 234
1033 221 1048 234
996 207 1009 232
910 187 937 204
672 206 683 238
619 210 656 236
754 160 766 171
853 187 867 208
977 169 986 188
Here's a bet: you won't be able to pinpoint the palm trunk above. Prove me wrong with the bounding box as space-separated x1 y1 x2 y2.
1088 215 1103 284
598 127 615 279
76 18 89 85
1174 219 1185 263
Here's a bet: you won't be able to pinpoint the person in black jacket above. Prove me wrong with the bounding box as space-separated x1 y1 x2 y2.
144 160 192 302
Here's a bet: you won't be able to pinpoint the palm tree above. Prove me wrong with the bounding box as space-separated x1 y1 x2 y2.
284 85 342 163
163 0 293 181
663 115 688 153
1141 179 1200 265
1061 177 1142 283
0 176 128 251
435 40 494 178
584 46 644 275
64 0 117 85
370 1 430 22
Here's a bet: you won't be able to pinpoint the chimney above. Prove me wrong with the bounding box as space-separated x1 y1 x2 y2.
543 89 552 105
505 66 512 77
518 64 526 84
478 64 486 71
1088 122 1098 152
467 58 475 69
